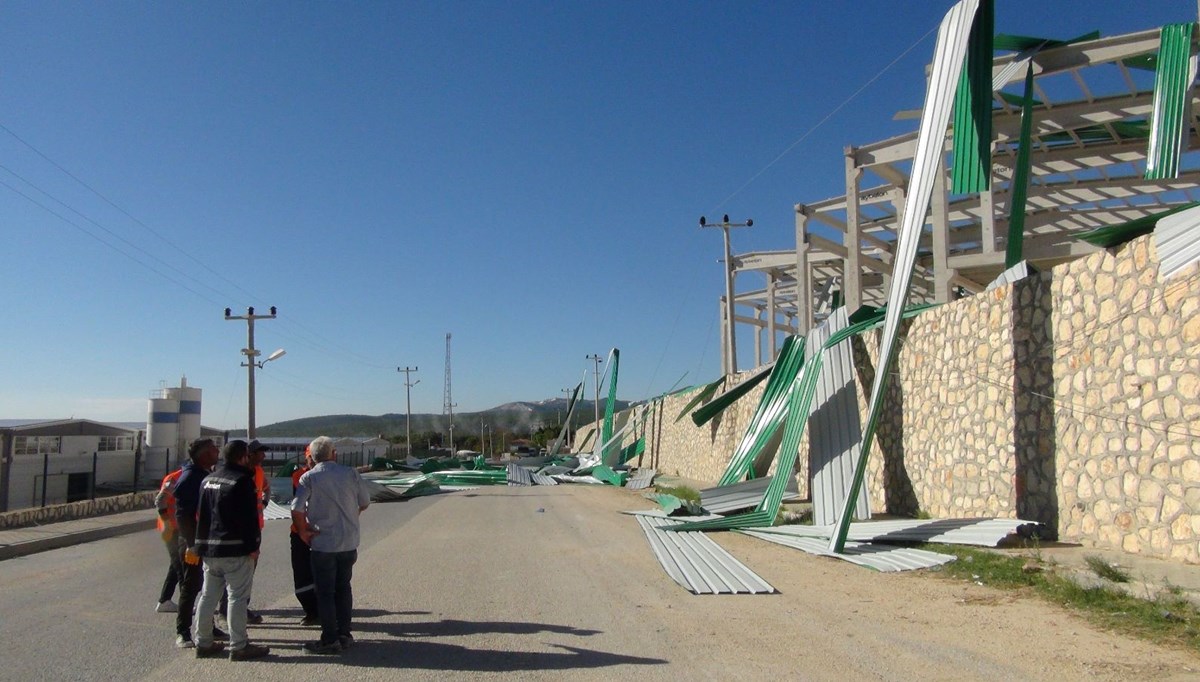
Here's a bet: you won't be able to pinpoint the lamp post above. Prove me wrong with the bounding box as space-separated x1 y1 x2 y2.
699 215 753 374
586 353 603 428
224 306 284 439
398 366 419 458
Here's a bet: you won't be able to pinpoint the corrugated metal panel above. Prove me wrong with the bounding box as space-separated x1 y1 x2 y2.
1005 61 1037 268
1155 203 1200 279
831 0 980 554
636 515 776 594
1146 23 1197 180
739 529 956 572
700 472 800 515
748 517 1029 547
716 335 807 486
673 377 726 423
262 500 292 521
506 463 532 486
984 261 1036 291
689 362 773 426
551 474 603 485
807 307 871 526
627 468 657 490
950 0 993 194
530 472 558 486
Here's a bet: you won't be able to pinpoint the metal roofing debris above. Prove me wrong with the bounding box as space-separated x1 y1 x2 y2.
806 307 870 527
715 335 807 487
1155 203 1200 279
950 0 993 194
506 463 532 486
738 529 956 573
1005 60 1037 268
689 362 773 427
673 376 725 422
1077 201 1200 247
745 517 1030 548
698 476 800 516
985 260 1037 291
831 0 980 555
531 472 558 486
635 514 776 594
548 380 583 457
262 500 292 521
1145 22 1197 180
626 468 657 490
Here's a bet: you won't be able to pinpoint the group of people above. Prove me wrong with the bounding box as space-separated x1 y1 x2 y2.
154 435 371 661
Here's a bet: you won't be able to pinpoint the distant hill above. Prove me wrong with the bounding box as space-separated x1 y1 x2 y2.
254 398 631 438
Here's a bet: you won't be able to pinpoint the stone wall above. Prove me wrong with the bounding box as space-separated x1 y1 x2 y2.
0 492 155 530
592 234 1199 563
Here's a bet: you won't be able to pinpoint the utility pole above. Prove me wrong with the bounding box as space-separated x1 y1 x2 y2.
561 387 574 447
397 366 419 458
224 306 283 439
586 353 603 429
700 215 753 374
443 333 455 453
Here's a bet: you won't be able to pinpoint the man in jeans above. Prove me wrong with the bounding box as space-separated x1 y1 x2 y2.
291 436 371 655
192 440 270 661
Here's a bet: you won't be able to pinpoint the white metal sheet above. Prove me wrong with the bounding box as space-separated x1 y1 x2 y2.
627 468 657 490
751 517 1029 547
636 515 776 594
739 529 956 572
807 307 871 526
1155 203 1200 279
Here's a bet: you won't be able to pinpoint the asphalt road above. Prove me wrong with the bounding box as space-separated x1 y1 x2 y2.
2 484 1198 681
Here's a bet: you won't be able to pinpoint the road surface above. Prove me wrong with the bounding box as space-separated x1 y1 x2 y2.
1 484 1196 680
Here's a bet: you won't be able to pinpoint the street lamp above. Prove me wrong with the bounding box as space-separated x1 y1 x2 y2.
224 306 282 439
699 215 753 374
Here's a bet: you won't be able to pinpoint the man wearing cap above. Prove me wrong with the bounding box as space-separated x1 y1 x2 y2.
192 439 270 661
291 436 371 655
173 437 221 648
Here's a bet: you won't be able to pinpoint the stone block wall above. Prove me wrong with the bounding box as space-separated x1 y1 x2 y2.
0 491 156 530
591 233 1199 563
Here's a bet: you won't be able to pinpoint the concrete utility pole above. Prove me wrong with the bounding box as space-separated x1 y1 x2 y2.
443 333 455 452
699 215 752 375
561 387 574 447
586 353 603 428
224 306 284 439
398 366 419 458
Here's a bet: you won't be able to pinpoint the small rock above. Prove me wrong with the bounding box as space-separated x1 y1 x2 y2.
1022 562 1042 574
535 508 545 513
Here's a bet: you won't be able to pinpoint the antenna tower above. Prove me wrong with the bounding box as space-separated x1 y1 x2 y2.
443 333 455 449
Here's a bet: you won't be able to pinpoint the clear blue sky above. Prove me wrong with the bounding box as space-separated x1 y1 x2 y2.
0 1 1191 429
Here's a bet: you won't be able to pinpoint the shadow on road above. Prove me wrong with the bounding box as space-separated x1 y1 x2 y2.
358 618 601 637
279 640 668 671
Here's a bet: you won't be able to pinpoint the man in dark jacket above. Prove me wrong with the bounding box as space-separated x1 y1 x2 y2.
173 437 220 648
191 440 270 661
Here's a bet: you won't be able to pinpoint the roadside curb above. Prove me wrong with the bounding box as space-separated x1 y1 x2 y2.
0 517 155 562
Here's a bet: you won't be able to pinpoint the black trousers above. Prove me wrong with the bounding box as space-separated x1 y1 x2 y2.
290 532 318 618
174 535 203 637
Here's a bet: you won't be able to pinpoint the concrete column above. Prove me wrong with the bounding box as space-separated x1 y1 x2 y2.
979 166 996 254
794 204 812 335
754 308 763 367
931 156 954 303
844 149 863 311
766 273 778 359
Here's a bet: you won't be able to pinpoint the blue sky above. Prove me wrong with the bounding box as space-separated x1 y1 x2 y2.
0 1 1192 429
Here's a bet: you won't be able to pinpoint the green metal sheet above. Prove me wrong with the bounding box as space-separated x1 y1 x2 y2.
689 363 773 427
1146 23 1197 180
592 465 628 487
1005 62 1036 268
951 0 993 194
715 335 808 486
992 31 1098 52
1077 201 1200 247
673 377 726 423
599 349 620 464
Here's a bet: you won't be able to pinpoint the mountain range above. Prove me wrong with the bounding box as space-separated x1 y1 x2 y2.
254 397 631 438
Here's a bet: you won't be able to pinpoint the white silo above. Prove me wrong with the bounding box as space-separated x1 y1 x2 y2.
147 392 180 458
166 376 202 454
